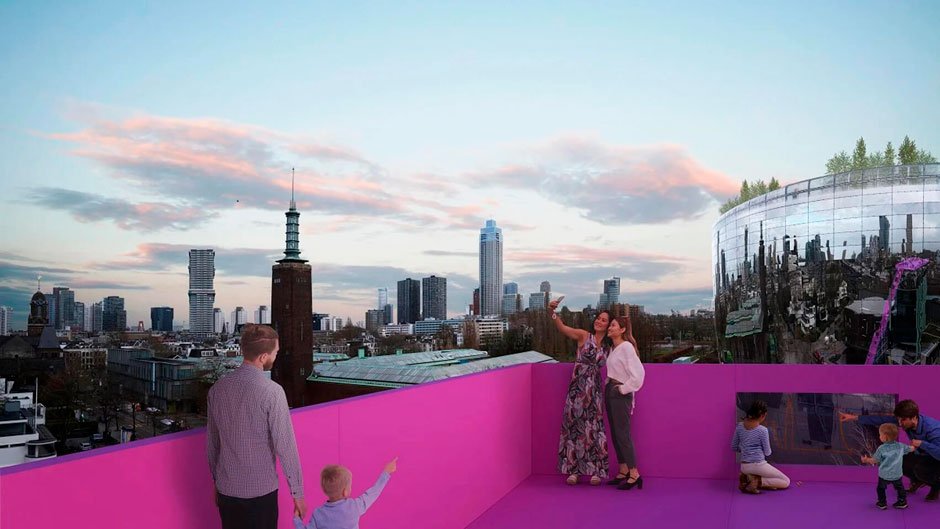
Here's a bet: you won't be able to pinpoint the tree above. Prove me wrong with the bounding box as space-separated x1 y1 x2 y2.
825 151 852 174
851 137 867 169
883 141 896 166
914 148 937 164
739 180 750 202
768 177 781 191
866 151 886 168
899 135 916 164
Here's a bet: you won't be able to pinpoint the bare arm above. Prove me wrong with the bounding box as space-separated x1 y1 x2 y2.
547 300 589 345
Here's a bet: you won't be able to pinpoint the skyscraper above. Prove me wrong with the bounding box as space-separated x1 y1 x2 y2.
378 288 388 309
540 281 551 294
598 277 621 310
378 287 393 323
72 302 85 331
0 306 10 335
255 305 270 324
102 296 126 332
397 278 421 324
91 302 103 333
213 308 225 334
188 249 215 337
421 275 447 320
528 292 547 311
472 288 480 316
479 219 503 316
271 169 313 408
231 307 247 331
151 307 174 332
503 282 518 295
52 287 75 330
502 293 522 315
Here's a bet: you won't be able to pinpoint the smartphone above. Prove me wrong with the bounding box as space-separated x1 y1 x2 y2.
554 295 565 304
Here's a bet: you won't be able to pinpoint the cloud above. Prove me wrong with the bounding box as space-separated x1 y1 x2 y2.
0 260 76 285
47 112 412 228
93 243 279 277
626 287 714 314
67 279 151 290
28 188 212 231
470 136 739 224
423 250 477 258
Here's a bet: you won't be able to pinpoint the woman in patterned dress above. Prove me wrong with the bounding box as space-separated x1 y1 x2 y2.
547 298 611 485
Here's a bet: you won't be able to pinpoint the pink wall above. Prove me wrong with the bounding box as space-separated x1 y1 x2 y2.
4 362 940 529
0 365 532 529
531 363 940 483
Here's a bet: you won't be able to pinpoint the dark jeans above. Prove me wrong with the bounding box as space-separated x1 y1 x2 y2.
877 478 906 503
217 489 278 529
903 453 940 488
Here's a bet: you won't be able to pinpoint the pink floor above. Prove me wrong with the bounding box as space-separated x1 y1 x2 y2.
466 475 937 529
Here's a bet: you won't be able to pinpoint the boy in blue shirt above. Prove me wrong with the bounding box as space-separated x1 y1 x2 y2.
862 423 914 510
295 457 397 529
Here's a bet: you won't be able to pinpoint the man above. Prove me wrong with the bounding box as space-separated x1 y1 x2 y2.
841 399 940 501
207 324 307 528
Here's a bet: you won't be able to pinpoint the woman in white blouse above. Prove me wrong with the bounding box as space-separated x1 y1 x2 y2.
605 315 645 490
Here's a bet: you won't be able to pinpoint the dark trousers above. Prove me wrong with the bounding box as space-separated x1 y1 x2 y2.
604 381 636 468
217 490 278 529
877 478 906 503
903 453 940 488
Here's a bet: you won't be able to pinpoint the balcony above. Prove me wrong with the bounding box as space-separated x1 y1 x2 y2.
2 363 939 529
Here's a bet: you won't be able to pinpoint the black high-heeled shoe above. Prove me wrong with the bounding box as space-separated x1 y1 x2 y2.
617 475 643 490
607 473 628 485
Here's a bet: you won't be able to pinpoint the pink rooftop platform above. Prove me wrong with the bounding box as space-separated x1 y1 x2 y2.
2 363 939 529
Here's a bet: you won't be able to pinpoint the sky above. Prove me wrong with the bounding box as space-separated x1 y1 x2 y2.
1 1 938 329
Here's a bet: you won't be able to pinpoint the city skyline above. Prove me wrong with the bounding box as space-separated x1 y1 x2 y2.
1 2 939 328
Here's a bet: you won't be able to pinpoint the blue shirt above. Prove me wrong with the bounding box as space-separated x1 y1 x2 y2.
873 441 913 481
857 413 940 461
295 472 390 529
731 423 772 464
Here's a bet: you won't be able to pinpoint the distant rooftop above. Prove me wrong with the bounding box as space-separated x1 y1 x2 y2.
309 349 556 387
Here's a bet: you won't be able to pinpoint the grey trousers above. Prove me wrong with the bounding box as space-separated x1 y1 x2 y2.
605 381 636 468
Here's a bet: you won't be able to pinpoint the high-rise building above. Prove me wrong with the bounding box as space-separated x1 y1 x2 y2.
52 287 75 330
397 278 421 324
472 288 480 316
231 307 247 331
72 302 85 331
503 282 518 295
0 306 10 335
598 277 621 310
502 293 522 315
422 275 447 320
91 302 103 333
213 308 225 334
365 309 386 331
150 307 174 332
102 296 126 332
378 288 388 309
528 292 548 311
188 249 215 337
254 305 270 324
479 219 503 316
540 281 551 294
271 170 313 408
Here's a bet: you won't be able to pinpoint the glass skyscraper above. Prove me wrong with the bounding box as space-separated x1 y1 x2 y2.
479 220 503 316
188 249 215 336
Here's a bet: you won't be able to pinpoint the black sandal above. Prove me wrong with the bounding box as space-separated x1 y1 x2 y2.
607 473 629 485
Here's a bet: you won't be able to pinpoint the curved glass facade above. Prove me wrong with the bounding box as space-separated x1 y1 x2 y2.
712 164 940 364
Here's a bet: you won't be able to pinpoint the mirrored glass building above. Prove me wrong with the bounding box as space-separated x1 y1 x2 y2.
713 164 940 364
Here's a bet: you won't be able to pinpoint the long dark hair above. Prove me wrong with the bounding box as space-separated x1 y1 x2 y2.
593 310 613 349
610 316 639 355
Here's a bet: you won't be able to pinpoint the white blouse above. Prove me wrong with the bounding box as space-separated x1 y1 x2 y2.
607 341 645 395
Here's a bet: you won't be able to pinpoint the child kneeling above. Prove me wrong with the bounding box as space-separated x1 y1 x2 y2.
732 400 790 494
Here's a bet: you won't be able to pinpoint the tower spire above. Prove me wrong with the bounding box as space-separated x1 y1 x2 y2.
279 168 306 263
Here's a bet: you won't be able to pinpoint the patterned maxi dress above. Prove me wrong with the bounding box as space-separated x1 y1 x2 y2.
558 334 609 478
